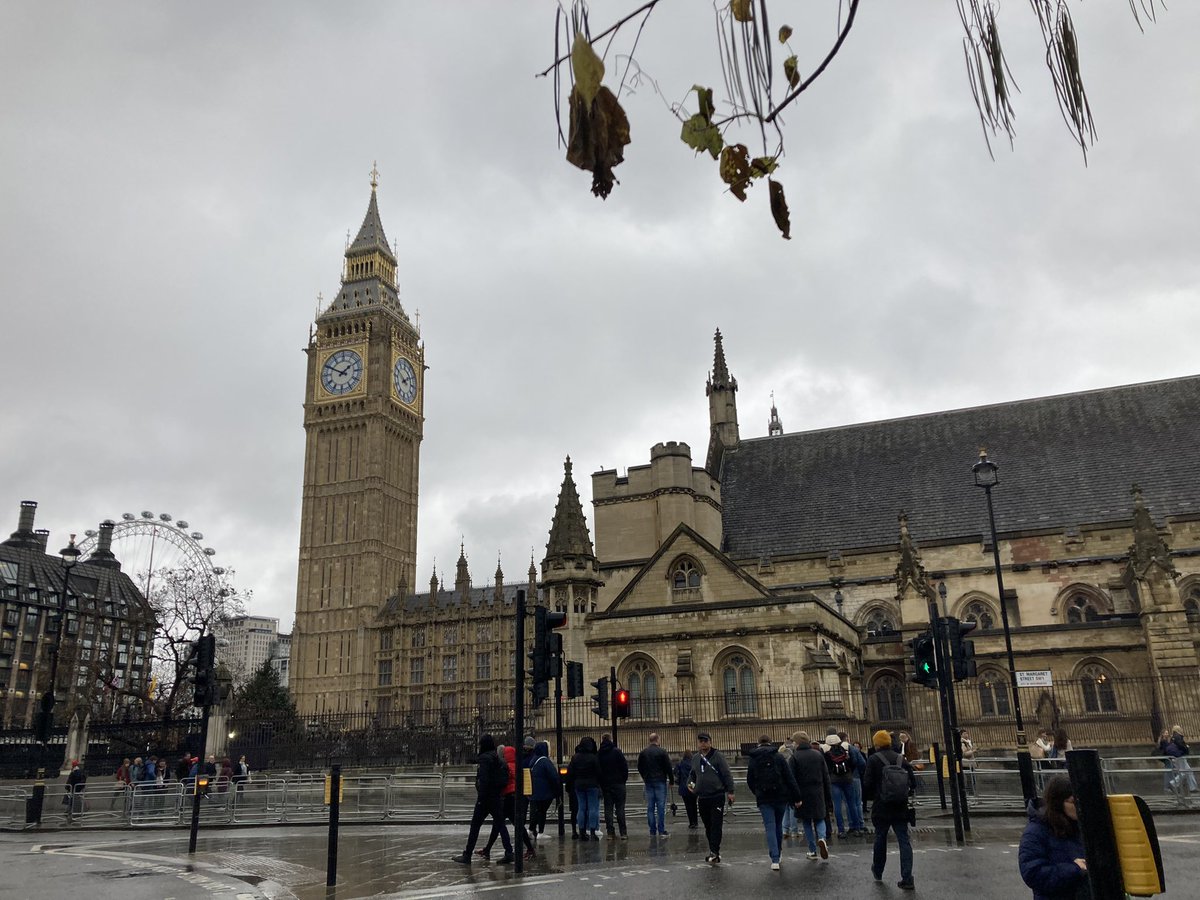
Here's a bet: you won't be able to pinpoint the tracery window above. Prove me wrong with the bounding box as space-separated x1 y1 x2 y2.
874 675 906 722
411 627 426 649
962 600 996 631
977 668 1011 717
721 653 756 715
1066 594 1102 624
864 608 896 634
626 659 660 718
1080 663 1118 713
1184 584 1200 626
442 654 457 683
671 559 702 598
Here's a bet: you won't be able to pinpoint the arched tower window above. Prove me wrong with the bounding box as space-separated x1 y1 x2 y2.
1184 582 1200 626
1066 594 1102 623
962 600 997 631
1079 663 1118 713
671 558 703 600
625 658 660 718
874 674 906 722
977 668 1011 717
720 652 756 715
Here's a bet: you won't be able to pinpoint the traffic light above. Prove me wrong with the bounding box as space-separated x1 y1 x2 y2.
529 679 549 707
591 676 609 720
530 606 567 686
909 631 938 688
948 618 978 681
614 687 631 719
566 661 584 699
191 634 217 708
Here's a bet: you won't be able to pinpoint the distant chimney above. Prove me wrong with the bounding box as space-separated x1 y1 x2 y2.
34 529 50 552
3 500 43 550
88 520 121 570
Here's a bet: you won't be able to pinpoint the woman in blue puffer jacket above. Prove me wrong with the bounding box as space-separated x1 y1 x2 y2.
1018 775 1089 900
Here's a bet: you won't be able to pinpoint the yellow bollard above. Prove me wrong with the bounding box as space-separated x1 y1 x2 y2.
1107 794 1164 897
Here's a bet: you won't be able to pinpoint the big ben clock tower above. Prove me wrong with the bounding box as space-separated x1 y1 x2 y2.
292 168 424 714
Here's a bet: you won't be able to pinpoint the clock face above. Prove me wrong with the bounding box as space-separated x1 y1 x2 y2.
393 356 418 405
320 349 363 395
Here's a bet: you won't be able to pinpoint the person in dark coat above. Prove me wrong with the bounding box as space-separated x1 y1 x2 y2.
863 728 917 890
746 734 802 870
637 732 674 837
788 730 831 861
481 744 535 859
452 734 513 864
64 760 87 814
564 740 580 838
1018 774 1088 900
689 732 735 864
568 736 602 840
674 749 698 829
528 741 560 840
597 734 629 839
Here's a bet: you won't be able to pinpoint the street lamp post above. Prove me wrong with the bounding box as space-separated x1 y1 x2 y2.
972 450 1037 802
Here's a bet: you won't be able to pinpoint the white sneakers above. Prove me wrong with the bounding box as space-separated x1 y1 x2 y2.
771 862 781 871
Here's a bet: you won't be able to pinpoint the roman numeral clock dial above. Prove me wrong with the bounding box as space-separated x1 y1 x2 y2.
392 355 419 407
319 348 364 397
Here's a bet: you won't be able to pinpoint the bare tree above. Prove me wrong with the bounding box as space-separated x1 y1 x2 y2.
541 0 1166 238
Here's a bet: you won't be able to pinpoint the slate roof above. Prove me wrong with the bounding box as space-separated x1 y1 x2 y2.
0 539 154 620
720 375 1200 559
347 188 395 259
545 457 595 559
320 188 409 322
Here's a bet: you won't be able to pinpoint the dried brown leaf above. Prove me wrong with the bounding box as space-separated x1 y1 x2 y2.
566 85 631 199
779 25 793 43
720 144 752 201
783 55 800 89
732 0 753 23
769 178 791 239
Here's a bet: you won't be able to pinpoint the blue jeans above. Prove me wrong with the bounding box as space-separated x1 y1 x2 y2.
644 781 668 834
872 819 913 883
782 803 797 835
576 787 600 832
801 816 827 854
848 777 865 830
758 802 788 862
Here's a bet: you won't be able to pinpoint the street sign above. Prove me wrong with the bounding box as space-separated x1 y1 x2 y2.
1016 670 1053 688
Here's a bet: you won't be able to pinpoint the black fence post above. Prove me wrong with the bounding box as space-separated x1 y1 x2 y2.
1066 749 1124 900
327 764 341 888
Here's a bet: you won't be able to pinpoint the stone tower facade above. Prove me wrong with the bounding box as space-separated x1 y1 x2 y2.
291 177 425 714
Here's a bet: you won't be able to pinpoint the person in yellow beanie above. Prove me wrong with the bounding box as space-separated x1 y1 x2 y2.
864 728 916 890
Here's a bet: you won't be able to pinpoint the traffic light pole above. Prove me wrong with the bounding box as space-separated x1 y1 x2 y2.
927 598 964 845
555 664 565 837
187 696 211 854
514 589 527 876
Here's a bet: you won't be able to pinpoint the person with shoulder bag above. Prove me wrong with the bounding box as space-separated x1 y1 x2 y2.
863 730 916 890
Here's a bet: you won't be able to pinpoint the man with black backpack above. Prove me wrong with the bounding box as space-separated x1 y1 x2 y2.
863 728 917 890
824 734 858 838
452 734 514 865
747 734 802 871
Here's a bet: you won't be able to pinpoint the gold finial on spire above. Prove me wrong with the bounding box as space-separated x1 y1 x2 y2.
370 160 380 191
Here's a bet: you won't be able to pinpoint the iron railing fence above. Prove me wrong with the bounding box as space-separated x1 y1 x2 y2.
2 756 1194 831
4 676 1191 776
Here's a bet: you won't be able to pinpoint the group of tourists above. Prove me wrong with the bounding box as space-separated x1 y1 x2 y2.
451 727 921 890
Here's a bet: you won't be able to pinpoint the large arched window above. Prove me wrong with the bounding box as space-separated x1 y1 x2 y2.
962 600 997 631
1066 594 1102 623
1079 663 1118 713
1184 583 1200 626
721 652 756 715
671 558 703 598
874 675 906 722
626 659 660 719
977 668 1011 717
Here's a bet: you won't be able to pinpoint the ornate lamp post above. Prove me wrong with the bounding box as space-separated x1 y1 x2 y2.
972 450 1036 801
36 535 81 741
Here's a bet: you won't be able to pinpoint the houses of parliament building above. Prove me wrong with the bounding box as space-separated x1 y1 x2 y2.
290 183 1200 749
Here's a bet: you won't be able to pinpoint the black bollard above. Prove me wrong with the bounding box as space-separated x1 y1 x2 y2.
327 765 341 888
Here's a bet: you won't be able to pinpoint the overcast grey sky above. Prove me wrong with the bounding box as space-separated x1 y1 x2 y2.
2 2 1197 632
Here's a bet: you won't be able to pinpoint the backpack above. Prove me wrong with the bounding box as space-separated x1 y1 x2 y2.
827 745 851 777
755 752 785 796
490 753 509 792
877 751 911 807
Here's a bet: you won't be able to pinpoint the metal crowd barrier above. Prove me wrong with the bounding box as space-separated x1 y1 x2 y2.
1 756 1196 830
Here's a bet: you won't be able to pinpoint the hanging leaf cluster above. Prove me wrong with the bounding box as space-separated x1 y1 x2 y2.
565 32 631 199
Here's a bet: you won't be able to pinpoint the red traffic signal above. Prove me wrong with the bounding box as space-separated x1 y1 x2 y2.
614 688 631 719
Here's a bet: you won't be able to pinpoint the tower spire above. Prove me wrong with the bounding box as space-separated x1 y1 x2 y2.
545 456 596 559
768 390 783 436
705 328 740 474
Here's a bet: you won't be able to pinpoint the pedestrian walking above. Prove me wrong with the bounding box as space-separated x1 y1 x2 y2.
598 733 629 839
746 734 802 871
568 736 602 840
64 759 87 815
778 738 798 839
232 755 251 794
840 732 868 834
564 741 580 839
636 732 673 837
824 733 859 838
112 758 131 809
1162 725 1196 805
528 740 561 840
481 744 535 859
1018 774 1088 900
788 730 831 862
961 729 978 795
864 728 917 890
674 749 698 829
451 734 513 865
689 732 735 865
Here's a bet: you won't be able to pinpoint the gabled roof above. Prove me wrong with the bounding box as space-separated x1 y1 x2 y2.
720 375 1200 558
600 522 771 615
